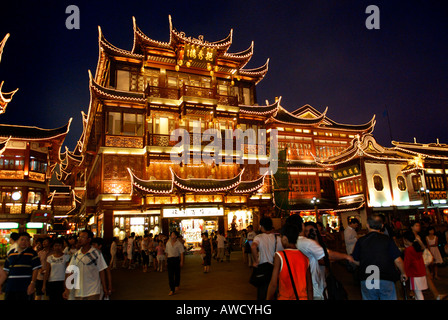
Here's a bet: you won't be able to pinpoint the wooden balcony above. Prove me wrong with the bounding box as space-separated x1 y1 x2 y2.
145 84 238 106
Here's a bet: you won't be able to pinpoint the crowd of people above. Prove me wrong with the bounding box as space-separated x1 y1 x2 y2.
240 213 448 301
1 213 448 301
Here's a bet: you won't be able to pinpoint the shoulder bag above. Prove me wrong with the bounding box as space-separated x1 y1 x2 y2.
322 244 348 300
282 251 300 300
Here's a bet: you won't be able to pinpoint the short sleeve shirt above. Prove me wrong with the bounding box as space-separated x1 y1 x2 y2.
47 254 71 282
165 240 185 258
253 233 284 265
68 247 108 298
3 247 41 293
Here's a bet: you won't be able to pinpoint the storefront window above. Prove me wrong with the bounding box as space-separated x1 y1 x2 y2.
227 210 253 232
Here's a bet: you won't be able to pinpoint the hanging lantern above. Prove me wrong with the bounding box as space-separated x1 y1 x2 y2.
210 70 214 76
186 61 191 67
175 65 180 72
214 65 219 72
231 80 234 86
207 63 212 71
178 59 183 66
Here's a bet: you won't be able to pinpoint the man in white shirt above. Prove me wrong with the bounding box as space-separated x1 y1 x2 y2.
344 218 360 255
165 231 185 296
251 217 284 300
286 214 355 300
63 230 108 300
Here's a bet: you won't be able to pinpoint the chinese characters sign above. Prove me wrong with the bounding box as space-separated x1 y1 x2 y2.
183 44 217 64
163 207 224 218
331 165 361 180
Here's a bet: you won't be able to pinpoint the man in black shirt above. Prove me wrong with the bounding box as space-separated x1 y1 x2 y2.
352 215 407 300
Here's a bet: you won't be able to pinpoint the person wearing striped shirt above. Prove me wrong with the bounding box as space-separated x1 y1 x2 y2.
3 232 41 300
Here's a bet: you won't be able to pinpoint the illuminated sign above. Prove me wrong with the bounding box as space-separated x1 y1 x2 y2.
0 222 19 229
130 217 145 225
332 165 361 180
163 207 224 218
26 222 44 229
183 44 217 64
31 210 52 222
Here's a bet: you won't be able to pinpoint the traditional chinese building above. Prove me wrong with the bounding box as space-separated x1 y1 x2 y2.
0 33 72 248
313 134 448 228
265 103 377 230
59 16 275 244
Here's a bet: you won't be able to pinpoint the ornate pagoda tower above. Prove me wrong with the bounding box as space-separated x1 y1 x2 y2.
59 16 275 242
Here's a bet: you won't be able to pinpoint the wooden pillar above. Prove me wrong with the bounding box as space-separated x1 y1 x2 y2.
103 209 113 242
162 218 169 237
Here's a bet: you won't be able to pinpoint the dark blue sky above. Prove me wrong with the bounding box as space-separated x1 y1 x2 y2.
0 0 447 150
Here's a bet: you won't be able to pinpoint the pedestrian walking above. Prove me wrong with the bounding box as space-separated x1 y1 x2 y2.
63 230 109 300
141 232 150 272
410 221 445 299
426 226 443 280
216 231 226 262
2 232 41 300
43 238 70 301
403 231 428 300
266 223 313 300
201 233 212 273
92 237 113 299
250 217 284 300
351 215 407 300
127 232 136 269
288 215 354 300
156 240 166 272
166 231 185 296
35 237 52 300
109 237 117 270
344 218 359 255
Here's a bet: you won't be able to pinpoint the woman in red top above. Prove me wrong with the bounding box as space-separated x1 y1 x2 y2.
266 224 313 300
403 231 428 300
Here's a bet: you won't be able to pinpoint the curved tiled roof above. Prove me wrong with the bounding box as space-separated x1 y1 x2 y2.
239 97 280 116
0 119 72 140
171 167 243 193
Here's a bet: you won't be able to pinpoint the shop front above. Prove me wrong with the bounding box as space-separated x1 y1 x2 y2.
113 210 162 240
0 222 20 258
163 207 223 248
227 209 254 233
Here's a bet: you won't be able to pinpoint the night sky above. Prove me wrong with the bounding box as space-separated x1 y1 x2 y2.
0 0 446 150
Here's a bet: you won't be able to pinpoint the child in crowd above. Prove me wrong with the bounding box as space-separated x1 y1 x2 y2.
156 240 166 272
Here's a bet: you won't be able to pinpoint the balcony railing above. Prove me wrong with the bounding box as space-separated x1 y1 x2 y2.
145 84 238 106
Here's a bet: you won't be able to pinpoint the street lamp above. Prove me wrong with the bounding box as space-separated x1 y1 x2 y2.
311 197 320 221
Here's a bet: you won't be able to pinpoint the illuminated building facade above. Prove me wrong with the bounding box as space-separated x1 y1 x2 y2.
59 16 274 243
0 34 72 249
